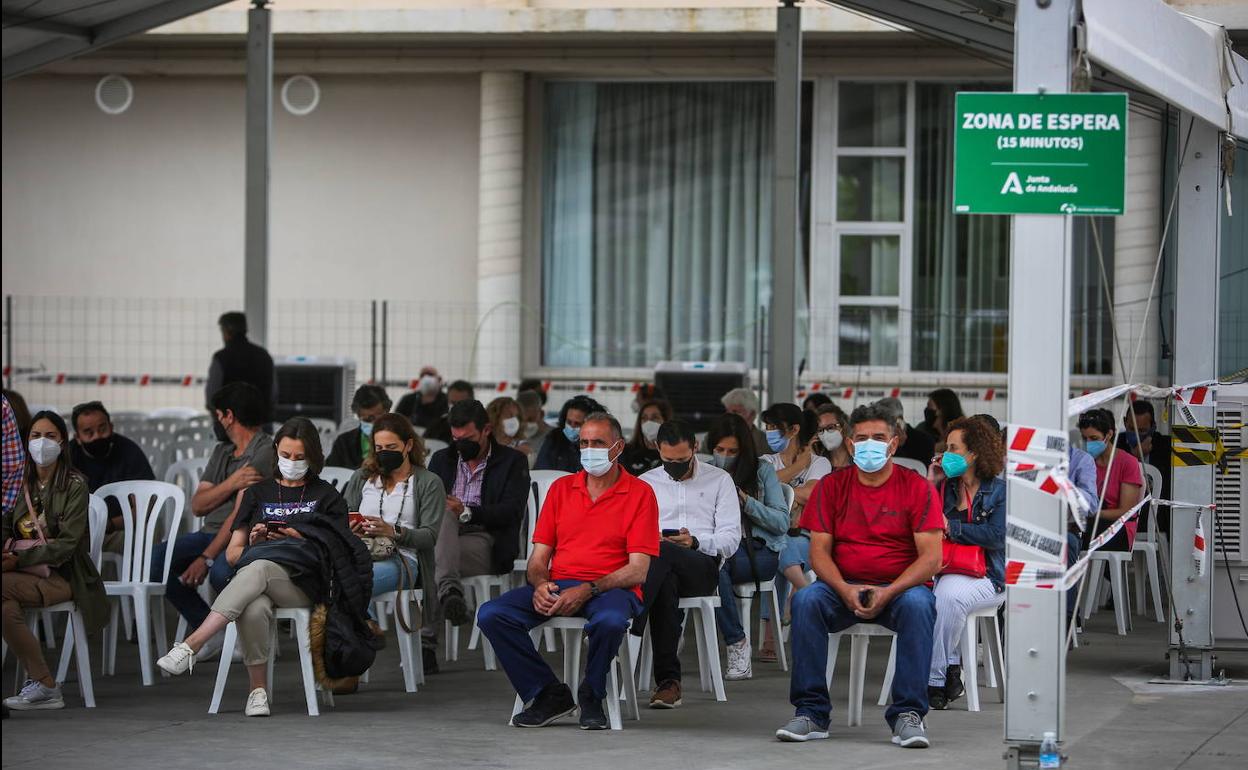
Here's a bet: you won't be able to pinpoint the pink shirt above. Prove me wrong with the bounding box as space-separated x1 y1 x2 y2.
1096 448 1144 541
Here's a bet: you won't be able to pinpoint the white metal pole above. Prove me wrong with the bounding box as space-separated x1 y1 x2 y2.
244 0 272 346
769 0 801 406
1004 0 1075 766
1167 114 1221 682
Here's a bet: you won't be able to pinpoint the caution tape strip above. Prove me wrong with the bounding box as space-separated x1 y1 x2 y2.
1171 424 1219 445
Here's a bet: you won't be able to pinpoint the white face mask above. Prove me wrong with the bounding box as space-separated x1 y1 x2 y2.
640 420 662 442
28 437 62 467
819 430 844 451
502 417 521 438
523 422 539 439
580 442 619 477
278 456 309 481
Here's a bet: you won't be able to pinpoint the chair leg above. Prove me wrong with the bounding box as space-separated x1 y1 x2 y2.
564 629 582 698
482 624 498 672
1147 550 1164 623
293 616 320 716
543 627 558 652
700 604 727 701
825 634 842 691
397 601 418 694
638 626 653 693
1081 561 1103 621
738 595 753 647
121 596 134 641
847 635 868 727
446 620 459 662
619 636 640 721
208 624 237 714
770 588 789 672
990 617 1006 703
133 594 155 686
963 620 981 712
1133 553 1146 617
690 609 709 693
981 617 998 689
56 616 74 684
606 657 623 730
1110 561 1129 635
878 637 897 707
41 611 56 648
71 611 95 708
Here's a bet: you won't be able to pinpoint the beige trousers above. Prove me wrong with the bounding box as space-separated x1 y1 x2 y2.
210 559 310 665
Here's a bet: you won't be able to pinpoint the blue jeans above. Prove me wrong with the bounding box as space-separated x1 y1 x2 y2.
789 580 936 729
762 534 810 621
369 553 421 619
715 542 780 646
478 580 641 701
151 531 236 631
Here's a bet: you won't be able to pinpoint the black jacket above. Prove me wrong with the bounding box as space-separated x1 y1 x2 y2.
235 512 372 609
535 429 581 473
326 427 365 469
210 336 275 417
428 439 530 574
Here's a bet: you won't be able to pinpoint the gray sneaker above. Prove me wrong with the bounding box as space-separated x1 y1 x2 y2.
891 711 930 748
3 680 64 711
776 715 829 742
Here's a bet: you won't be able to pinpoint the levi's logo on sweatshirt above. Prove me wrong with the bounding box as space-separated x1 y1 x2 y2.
262 500 319 522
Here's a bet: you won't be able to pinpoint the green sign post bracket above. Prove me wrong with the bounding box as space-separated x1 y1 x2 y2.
954 92 1128 216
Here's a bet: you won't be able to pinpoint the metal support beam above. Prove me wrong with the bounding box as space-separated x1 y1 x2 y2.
244 1 272 346
1167 115 1221 682
1 14 91 42
768 0 801 407
1004 1 1074 767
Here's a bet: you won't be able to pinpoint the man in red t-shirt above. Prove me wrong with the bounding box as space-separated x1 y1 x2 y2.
775 403 943 749
478 412 659 731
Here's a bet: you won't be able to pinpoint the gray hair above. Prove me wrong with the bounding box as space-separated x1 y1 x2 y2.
583 411 623 441
848 403 899 437
875 397 904 421
721 388 759 415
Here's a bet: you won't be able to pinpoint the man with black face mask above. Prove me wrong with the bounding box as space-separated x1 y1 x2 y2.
637 419 740 709
70 401 155 551
427 399 531 629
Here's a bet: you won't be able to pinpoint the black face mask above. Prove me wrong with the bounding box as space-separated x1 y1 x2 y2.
663 459 692 481
456 438 482 461
213 418 230 443
83 436 114 457
376 450 405 474
923 407 938 426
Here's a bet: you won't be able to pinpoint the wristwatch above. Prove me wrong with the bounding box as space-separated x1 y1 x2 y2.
689 536 701 552
198 554 215 568
459 508 473 524
588 581 601 598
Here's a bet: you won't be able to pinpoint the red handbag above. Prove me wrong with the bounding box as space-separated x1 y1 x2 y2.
939 480 986 578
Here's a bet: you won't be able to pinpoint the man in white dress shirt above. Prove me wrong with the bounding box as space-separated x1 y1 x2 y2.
638 420 741 709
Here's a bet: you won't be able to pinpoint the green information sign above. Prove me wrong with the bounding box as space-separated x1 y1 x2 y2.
953 92 1127 216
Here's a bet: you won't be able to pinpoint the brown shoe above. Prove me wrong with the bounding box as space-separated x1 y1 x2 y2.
649 679 682 709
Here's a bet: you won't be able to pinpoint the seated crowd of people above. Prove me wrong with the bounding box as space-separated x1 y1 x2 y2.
0 373 1160 746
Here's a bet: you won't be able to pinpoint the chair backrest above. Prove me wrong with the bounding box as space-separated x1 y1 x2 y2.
423 439 449 455
530 470 571 519
163 457 209 506
781 483 796 512
129 428 174 473
95 480 185 585
1141 463 1164 537
87 494 109 571
695 453 713 464
147 416 190 434
320 466 356 492
149 407 204 420
891 457 929 475
171 437 219 463
172 425 215 444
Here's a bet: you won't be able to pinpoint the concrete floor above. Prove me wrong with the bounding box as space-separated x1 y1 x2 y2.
3 610 1247 770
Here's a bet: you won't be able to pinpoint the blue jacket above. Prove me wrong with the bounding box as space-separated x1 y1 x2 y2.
942 475 1007 591
742 462 790 553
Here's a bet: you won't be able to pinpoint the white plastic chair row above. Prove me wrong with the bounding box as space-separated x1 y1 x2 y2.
636 595 727 702
209 607 333 716
891 457 929 475
320 466 356 492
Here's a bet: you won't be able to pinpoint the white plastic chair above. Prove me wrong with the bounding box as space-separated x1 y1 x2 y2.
128 428 174 478
423 439 449 455
961 606 1006 712
734 578 788 671
9 495 109 707
172 426 216 444
892 457 928 475
164 457 209 513
370 589 425 693
447 573 511 670
1133 464 1165 622
97 481 185 685
510 617 639 731
209 607 333 716
320 466 356 492
147 416 190 434
637 595 727 702
781 483 795 512
170 438 219 463
825 623 898 727
1082 550 1132 635
149 407 205 420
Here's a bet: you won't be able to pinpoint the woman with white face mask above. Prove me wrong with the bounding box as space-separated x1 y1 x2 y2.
620 399 673 477
487 397 532 460
158 417 351 716
3 410 108 712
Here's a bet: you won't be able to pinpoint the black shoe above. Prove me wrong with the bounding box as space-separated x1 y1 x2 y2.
513 682 576 728
442 589 471 627
944 665 965 702
928 686 948 710
578 682 609 730
422 646 440 675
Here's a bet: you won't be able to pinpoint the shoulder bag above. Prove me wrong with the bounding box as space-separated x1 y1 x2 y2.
939 480 987 579
3 486 53 578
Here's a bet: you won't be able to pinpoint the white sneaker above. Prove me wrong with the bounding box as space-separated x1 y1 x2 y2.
245 687 270 717
157 642 195 676
3 680 64 711
725 638 753 681
195 630 226 662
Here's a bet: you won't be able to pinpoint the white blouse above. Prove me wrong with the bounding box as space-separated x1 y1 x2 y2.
762 453 833 488
359 474 417 555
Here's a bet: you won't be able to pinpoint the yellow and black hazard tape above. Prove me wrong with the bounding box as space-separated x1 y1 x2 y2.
1172 425 1219 445
1172 445 1248 469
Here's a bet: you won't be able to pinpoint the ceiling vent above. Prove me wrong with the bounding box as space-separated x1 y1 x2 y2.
95 75 133 115
281 75 320 116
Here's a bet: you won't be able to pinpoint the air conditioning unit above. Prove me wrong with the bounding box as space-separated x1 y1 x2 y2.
1212 383 1248 646
273 356 356 426
653 361 749 432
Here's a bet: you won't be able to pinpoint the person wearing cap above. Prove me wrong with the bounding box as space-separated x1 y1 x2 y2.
877 397 936 467
326 384 392 469
395 366 448 432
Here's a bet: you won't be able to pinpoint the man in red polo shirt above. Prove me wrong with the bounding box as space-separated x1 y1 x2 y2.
478 412 659 731
775 402 943 749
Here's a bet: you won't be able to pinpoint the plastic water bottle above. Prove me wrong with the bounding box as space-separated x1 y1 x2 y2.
1039 732 1061 768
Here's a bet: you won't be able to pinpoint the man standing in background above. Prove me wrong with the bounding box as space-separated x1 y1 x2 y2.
205 312 276 423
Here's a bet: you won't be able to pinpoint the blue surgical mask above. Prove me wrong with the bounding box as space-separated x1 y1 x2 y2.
766 429 788 453
580 444 616 477
563 425 581 443
941 451 969 478
710 453 738 472
852 438 890 473
360 421 374 437
1085 439 1108 459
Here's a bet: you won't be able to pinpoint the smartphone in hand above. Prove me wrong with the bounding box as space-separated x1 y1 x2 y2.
858 588 873 609
661 529 680 537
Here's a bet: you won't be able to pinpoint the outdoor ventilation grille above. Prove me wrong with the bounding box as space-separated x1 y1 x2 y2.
95 75 133 115
281 75 320 116
1214 404 1244 562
